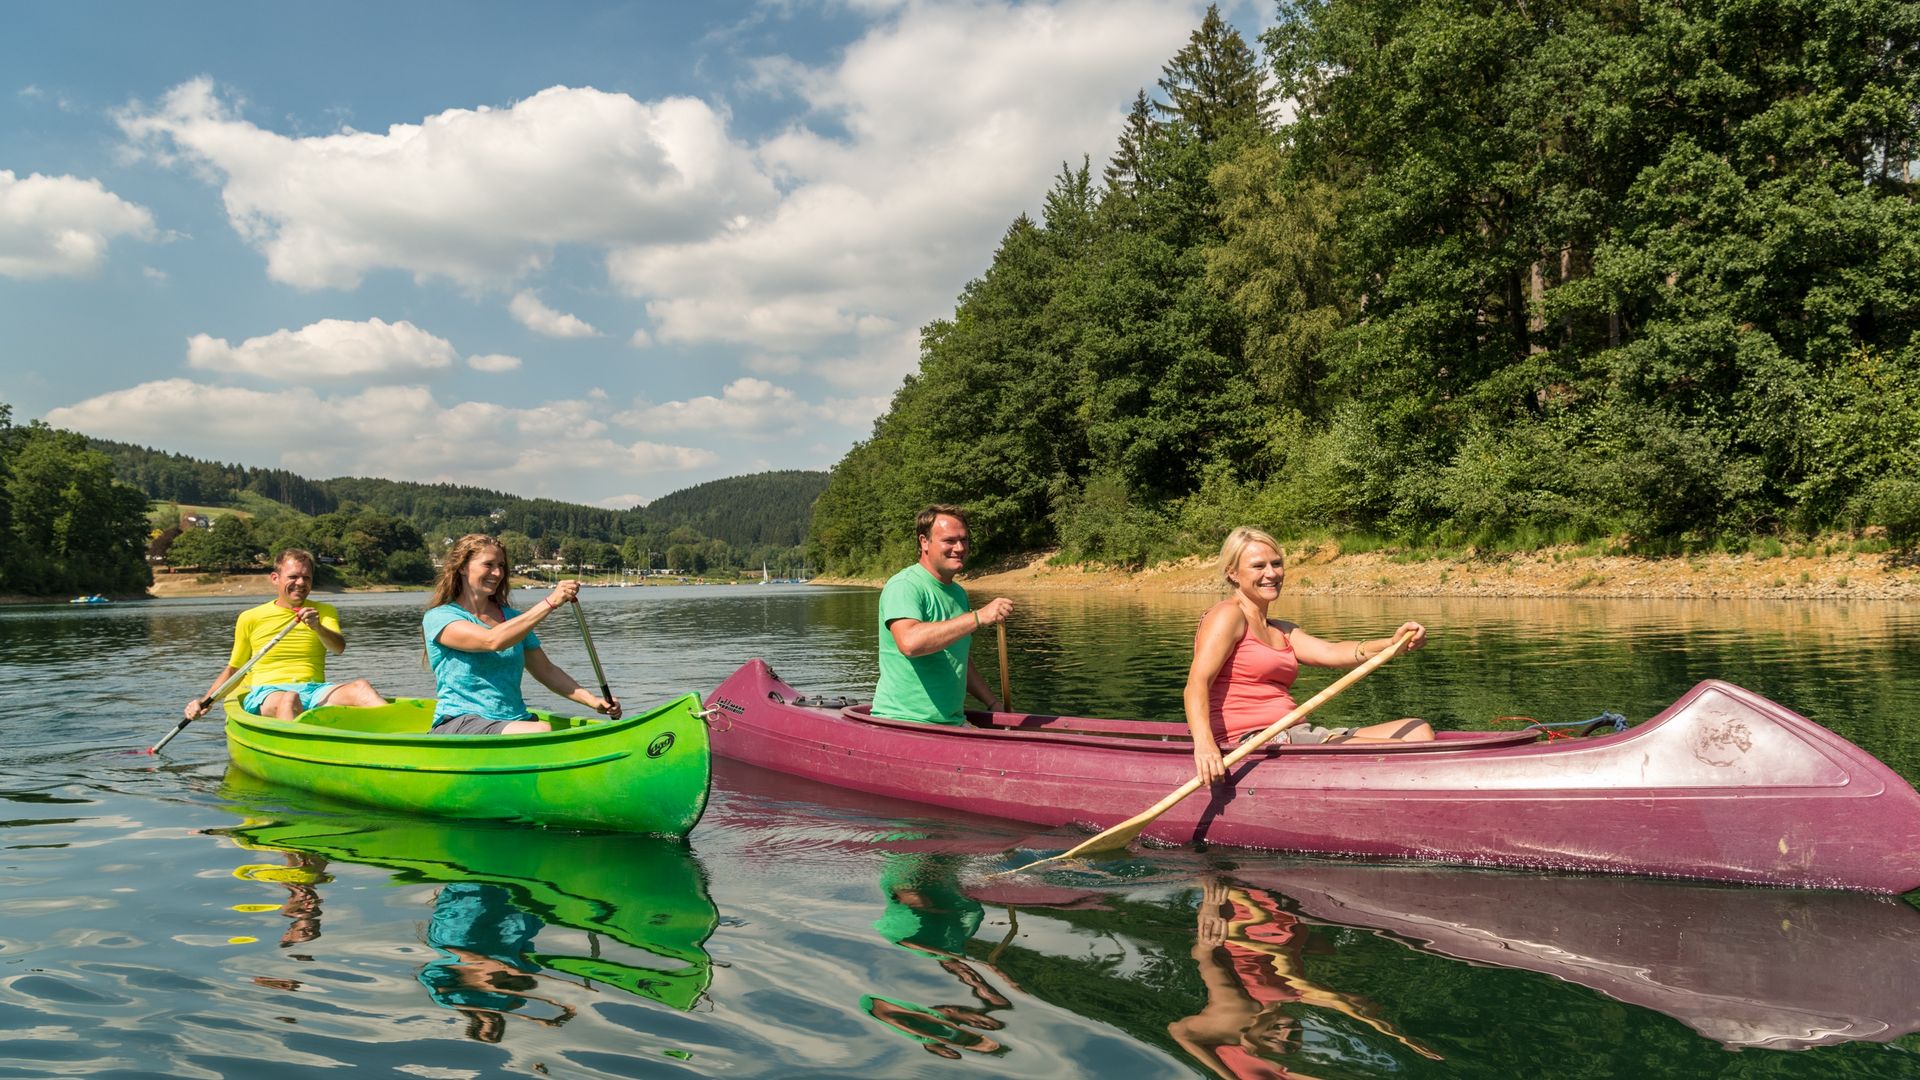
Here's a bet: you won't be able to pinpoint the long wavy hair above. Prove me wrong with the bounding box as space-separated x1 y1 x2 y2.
427 534 511 610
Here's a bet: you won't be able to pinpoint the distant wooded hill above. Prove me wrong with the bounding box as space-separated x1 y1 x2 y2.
91 438 826 552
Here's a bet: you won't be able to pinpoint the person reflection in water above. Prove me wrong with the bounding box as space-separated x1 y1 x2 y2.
863 853 1016 1059
245 850 332 993
418 883 576 1042
274 851 327 950
1169 878 1439 1078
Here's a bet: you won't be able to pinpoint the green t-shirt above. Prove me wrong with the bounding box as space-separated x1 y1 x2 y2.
872 563 972 725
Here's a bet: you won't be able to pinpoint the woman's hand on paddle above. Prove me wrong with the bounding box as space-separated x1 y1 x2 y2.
1193 740 1227 786
1396 621 1427 651
591 694 622 721
183 696 211 721
547 580 580 608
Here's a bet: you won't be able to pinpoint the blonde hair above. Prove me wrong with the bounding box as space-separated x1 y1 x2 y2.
428 533 511 609
1217 526 1282 586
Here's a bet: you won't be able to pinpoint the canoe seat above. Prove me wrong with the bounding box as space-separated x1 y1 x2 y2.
288 699 436 735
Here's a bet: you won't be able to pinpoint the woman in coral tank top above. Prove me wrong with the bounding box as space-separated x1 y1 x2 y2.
1183 527 1433 786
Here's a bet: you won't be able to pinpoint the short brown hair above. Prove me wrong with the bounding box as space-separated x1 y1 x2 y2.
915 505 969 540
274 548 317 573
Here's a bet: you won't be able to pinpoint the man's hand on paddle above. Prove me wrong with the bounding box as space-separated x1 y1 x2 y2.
974 597 1013 628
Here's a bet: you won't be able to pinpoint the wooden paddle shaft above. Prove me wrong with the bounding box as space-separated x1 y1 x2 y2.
995 621 1011 710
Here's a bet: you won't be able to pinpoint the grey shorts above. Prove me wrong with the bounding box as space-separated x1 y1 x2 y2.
430 714 525 735
1272 723 1351 745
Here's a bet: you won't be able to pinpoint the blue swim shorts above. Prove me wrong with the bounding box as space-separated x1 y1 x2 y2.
242 682 339 714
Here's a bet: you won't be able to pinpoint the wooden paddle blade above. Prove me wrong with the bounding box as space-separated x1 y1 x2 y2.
1007 775 1206 873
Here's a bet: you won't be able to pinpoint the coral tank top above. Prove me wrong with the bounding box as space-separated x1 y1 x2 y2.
1207 618 1299 742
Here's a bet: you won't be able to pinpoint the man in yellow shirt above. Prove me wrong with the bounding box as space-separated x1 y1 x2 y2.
183 548 386 721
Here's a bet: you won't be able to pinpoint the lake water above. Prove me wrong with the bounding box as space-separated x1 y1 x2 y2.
5 585 1920 1078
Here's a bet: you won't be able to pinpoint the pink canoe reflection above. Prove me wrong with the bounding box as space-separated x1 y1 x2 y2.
1239 863 1920 1050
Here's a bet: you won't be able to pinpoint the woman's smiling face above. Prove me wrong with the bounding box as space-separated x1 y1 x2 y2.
462 545 509 599
1230 541 1284 601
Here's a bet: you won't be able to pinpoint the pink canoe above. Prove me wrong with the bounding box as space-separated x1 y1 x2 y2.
707 660 1920 892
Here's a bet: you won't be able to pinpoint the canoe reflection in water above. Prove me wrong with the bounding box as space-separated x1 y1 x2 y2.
1242 862 1920 1051
863 852 1016 1059
214 778 719 1035
419 883 576 1041
1170 878 1442 1079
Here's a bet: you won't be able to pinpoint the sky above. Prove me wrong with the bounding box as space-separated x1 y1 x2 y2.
0 0 1273 508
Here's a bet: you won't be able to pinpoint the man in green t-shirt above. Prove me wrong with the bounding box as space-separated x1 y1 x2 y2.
871 506 1013 724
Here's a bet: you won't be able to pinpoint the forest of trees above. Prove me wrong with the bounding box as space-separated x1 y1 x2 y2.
811 1 1920 573
0 406 153 595
84 435 828 586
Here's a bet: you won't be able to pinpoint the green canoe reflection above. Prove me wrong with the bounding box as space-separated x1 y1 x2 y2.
214 770 717 1013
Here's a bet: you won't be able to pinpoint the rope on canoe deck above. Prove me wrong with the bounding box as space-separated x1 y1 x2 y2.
1496 711 1629 740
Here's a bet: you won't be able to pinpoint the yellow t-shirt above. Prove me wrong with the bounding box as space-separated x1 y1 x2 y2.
226 600 340 688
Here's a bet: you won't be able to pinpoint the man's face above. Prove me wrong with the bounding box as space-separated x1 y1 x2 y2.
919 515 970 580
271 559 313 606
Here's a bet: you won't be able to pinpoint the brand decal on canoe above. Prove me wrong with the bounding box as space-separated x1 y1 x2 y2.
1689 708 1754 767
647 732 676 758
712 696 746 715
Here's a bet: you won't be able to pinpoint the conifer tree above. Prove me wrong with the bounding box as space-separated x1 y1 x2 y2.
1153 3 1273 144
1103 89 1156 197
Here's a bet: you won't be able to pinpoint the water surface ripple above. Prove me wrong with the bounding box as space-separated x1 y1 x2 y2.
3 586 1918 1077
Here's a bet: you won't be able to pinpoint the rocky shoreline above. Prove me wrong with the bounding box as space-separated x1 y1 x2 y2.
819 545 1920 602
12 545 1915 605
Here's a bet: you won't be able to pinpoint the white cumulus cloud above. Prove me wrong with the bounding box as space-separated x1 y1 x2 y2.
0 170 155 279
45 379 716 494
186 317 458 382
608 0 1198 371
116 78 779 289
615 376 852 437
509 291 599 338
467 353 522 372
101 0 1204 459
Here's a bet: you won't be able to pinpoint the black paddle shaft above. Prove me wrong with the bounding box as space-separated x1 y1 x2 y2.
570 600 613 704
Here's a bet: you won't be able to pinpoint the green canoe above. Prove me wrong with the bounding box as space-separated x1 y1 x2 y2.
223 693 711 835
213 794 717 1010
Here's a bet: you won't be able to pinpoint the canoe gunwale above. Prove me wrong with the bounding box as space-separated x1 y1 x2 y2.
225 696 659 746
728 695 1540 755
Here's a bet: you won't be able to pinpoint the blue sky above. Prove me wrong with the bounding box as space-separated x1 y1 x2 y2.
2 0 1266 507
